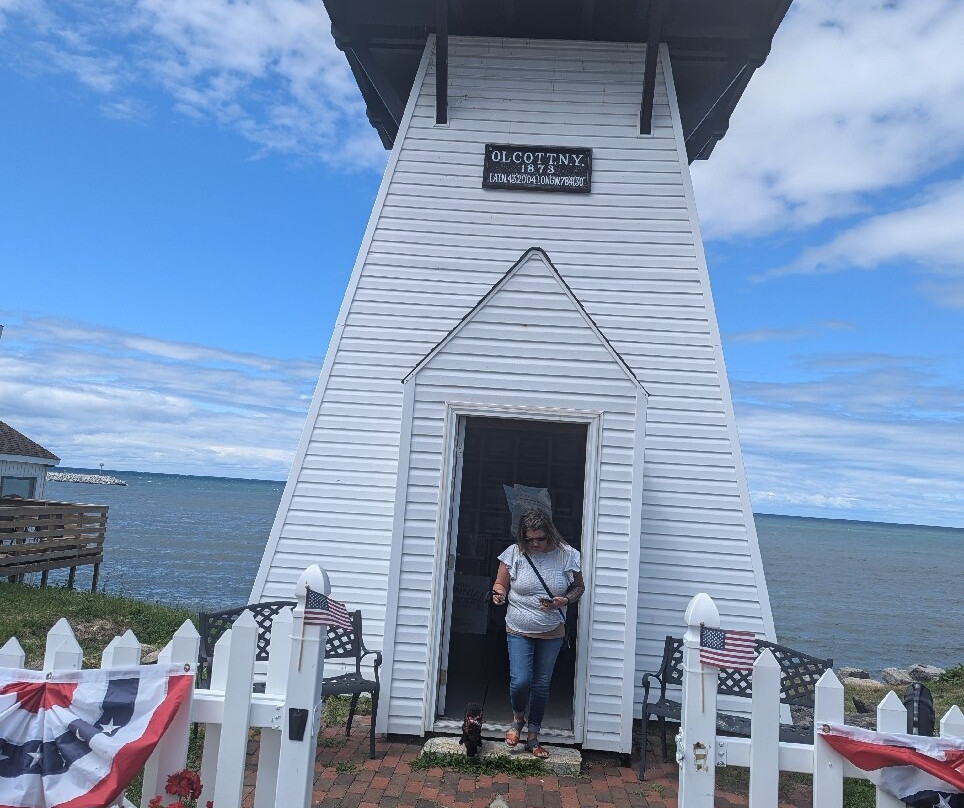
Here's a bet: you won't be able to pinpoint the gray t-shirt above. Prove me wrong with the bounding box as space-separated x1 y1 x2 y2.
498 543 581 636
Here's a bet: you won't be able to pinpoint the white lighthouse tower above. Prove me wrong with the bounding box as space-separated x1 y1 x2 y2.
253 0 792 754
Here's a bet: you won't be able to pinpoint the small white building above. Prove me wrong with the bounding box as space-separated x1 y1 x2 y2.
0 421 60 499
253 2 791 754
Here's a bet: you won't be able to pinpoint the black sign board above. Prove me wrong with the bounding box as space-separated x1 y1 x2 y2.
483 144 592 193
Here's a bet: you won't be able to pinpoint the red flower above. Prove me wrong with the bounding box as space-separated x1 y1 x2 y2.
148 798 163 808
165 769 203 800
206 802 214 808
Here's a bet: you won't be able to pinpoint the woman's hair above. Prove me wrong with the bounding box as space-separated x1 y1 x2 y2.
514 507 565 553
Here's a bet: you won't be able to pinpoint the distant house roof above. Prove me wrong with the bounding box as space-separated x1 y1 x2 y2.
0 421 60 463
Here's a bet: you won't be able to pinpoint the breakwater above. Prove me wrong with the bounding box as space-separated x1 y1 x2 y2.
47 471 127 486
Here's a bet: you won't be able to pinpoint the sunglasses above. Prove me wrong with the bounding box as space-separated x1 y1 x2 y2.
524 535 548 543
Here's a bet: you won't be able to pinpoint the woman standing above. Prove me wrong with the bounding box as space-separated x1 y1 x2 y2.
490 508 585 758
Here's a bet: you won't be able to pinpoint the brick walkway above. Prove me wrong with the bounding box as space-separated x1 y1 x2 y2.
240 716 813 808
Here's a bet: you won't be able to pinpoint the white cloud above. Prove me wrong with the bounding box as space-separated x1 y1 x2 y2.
726 321 855 343
731 355 964 527
0 312 316 478
0 0 386 169
692 0 964 239
759 176 964 300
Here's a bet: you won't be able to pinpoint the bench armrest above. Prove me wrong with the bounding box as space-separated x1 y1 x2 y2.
641 670 663 707
361 648 382 684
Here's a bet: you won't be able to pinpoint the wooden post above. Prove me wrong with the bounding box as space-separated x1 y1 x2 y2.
677 593 719 808
91 562 100 592
254 607 294 808
67 565 77 589
140 621 199 808
275 565 330 808
812 669 844 808
748 649 780 808
875 691 906 808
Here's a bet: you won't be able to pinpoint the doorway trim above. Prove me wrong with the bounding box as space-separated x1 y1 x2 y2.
424 401 603 741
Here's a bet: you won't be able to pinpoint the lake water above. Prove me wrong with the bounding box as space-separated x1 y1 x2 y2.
42 469 963 674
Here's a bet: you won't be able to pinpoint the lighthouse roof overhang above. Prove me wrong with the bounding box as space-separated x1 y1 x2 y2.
324 0 792 162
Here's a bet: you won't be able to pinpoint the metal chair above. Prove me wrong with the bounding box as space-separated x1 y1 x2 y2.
197 601 382 758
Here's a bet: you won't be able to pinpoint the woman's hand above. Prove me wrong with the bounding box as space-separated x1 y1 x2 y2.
539 596 569 610
492 589 507 606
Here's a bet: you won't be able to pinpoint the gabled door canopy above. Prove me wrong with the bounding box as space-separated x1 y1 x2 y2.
402 247 648 396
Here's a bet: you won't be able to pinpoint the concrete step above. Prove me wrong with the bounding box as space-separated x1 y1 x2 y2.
420 735 583 776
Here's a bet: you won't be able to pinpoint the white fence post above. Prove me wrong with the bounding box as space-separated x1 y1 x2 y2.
875 691 906 808
812 669 844 808
274 565 330 808
212 611 259 808
748 649 780 808
678 593 719 808
254 607 293 808
102 630 142 669
139 620 199 808
941 704 964 739
0 637 25 668
44 618 83 671
198 629 231 806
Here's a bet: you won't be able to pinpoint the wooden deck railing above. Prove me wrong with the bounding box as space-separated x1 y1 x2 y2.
0 497 108 590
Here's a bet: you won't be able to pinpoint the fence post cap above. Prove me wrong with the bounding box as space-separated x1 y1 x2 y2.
754 648 779 670
684 592 719 629
295 564 330 603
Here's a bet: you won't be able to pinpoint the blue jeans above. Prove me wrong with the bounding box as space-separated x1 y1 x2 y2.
506 633 564 735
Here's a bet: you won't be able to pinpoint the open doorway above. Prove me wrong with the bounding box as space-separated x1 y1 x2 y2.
437 416 588 732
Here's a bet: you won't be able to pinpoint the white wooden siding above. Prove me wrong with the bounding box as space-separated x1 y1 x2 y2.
252 36 774 743
381 251 643 748
0 460 48 499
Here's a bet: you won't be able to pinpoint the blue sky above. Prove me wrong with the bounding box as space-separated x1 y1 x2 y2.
2 1 963 528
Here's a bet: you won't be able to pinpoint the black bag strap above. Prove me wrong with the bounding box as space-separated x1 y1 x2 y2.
522 551 567 623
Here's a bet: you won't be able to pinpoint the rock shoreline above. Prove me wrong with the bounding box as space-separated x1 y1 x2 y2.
789 663 948 732
47 472 127 486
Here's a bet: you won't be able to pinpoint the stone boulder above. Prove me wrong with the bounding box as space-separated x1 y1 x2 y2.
841 676 886 689
838 666 870 679
844 712 877 730
908 664 944 683
881 668 914 687
141 645 161 664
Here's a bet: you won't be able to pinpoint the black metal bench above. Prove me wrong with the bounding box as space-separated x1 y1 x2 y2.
198 600 382 758
638 635 832 779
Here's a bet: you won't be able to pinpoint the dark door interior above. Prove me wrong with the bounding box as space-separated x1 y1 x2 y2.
439 416 587 730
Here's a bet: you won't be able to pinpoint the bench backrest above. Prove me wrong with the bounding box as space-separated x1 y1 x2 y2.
659 635 832 707
198 601 367 685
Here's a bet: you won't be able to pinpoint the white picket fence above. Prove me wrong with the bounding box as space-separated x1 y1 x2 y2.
0 565 333 808
677 593 964 808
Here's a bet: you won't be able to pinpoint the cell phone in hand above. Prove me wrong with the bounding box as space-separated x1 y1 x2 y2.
539 597 552 606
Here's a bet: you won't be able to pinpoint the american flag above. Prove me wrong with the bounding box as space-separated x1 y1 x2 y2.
699 626 756 670
304 587 353 630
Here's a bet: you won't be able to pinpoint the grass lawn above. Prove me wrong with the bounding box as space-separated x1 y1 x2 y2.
0 581 194 667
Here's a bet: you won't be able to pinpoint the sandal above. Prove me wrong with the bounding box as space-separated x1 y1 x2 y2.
526 740 550 759
505 718 525 747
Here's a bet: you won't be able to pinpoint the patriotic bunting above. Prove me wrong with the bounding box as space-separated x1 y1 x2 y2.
820 723 964 807
0 664 193 808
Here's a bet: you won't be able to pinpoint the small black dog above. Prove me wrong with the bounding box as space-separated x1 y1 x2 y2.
459 702 484 758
